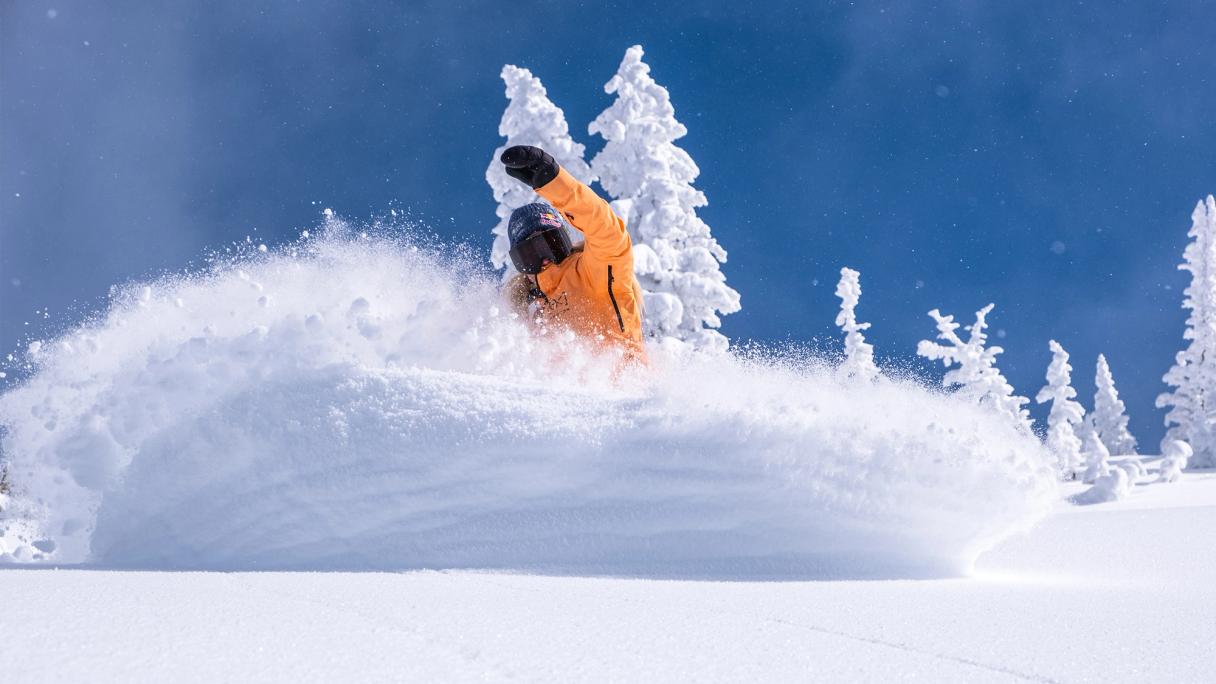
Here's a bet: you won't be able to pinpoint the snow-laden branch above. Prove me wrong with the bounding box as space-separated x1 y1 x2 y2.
917 304 1033 435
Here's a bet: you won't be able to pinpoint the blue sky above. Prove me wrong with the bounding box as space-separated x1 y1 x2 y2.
3 1 1213 447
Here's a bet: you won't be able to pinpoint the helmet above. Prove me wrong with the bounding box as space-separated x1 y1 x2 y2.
507 203 572 275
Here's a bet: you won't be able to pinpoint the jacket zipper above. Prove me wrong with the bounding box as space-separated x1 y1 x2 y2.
607 265 626 333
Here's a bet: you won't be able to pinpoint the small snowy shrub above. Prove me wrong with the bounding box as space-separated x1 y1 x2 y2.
1092 354 1137 455
1081 431 1112 484
1036 340 1086 478
835 267 880 381
1158 440 1193 483
1117 460 1145 483
917 304 1033 435
1075 467 1130 505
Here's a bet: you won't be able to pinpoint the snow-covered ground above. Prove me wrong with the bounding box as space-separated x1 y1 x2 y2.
3 470 1213 683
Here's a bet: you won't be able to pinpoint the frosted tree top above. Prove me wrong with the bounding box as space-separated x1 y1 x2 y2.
486 65 593 269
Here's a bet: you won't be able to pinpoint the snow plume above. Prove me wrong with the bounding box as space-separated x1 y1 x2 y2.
917 304 1034 436
1092 354 1138 455
834 267 880 381
0 224 1055 576
590 45 741 352
1036 340 1086 479
486 65 594 271
1157 196 1216 467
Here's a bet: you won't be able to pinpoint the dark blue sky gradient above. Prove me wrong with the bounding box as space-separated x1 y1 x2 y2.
3 1 1213 448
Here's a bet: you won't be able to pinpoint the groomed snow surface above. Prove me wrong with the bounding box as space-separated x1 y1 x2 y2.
2 226 1210 681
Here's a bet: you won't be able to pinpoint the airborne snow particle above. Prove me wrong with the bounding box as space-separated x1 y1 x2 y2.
1050 241 1067 255
935 85 950 98
47 9 59 19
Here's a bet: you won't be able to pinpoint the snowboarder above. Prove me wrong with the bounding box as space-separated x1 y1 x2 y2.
499 145 646 362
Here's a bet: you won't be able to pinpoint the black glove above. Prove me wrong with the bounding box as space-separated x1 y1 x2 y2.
501 145 560 189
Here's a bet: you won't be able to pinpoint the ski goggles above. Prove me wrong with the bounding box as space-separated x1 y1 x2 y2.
509 226 573 275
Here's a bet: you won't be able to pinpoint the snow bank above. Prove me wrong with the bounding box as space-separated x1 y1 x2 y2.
0 221 1057 577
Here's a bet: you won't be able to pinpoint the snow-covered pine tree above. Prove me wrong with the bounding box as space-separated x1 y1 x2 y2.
1157 195 1216 468
486 65 594 271
917 304 1034 434
1092 354 1138 455
1036 340 1086 478
835 267 880 381
589 45 741 352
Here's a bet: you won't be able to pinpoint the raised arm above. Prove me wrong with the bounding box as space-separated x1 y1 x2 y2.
536 168 630 263
501 145 631 265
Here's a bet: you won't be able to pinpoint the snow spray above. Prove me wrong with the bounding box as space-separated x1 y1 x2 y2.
0 216 1056 577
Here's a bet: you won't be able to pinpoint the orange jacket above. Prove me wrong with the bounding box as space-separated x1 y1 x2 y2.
528 167 646 361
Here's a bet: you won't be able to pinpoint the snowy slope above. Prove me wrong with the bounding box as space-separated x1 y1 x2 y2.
2 471 1213 683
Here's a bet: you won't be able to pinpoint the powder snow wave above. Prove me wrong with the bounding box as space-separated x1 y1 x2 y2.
0 219 1057 577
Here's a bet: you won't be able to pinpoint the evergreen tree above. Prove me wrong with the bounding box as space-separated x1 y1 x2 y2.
1156 195 1216 467
1081 431 1112 484
486 65 593 271
1036 340 1086 478
589 45 741 351
917 304 1034 435
1092 354 1137 455
834 267 880 381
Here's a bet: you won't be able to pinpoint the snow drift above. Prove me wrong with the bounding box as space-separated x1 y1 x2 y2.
0 219 1057 577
